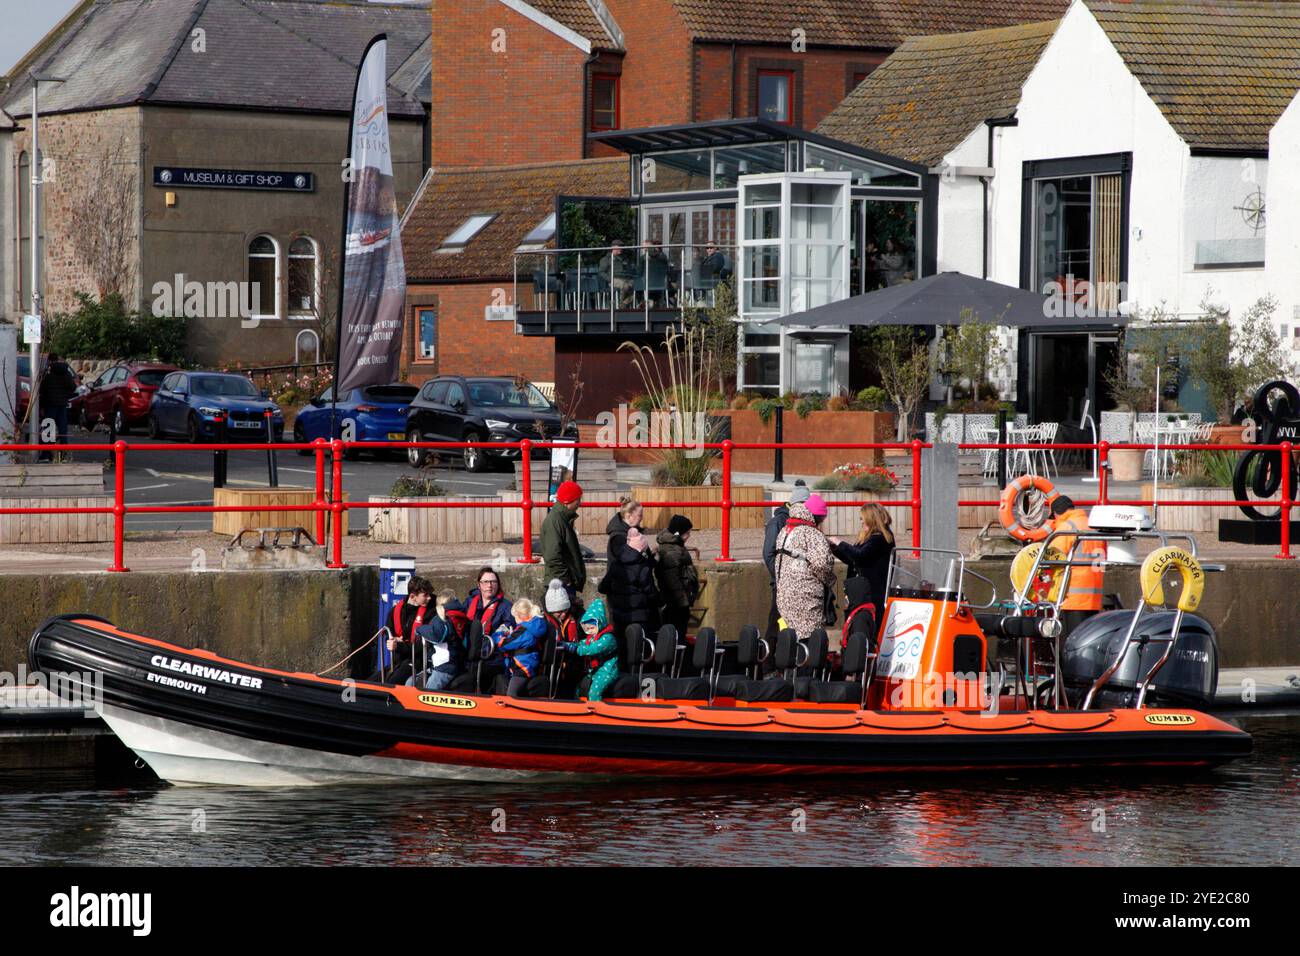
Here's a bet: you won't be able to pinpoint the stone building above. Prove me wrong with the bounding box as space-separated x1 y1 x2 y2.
1 0 430 367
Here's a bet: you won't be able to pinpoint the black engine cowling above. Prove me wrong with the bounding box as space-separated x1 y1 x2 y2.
1060 609 1218 710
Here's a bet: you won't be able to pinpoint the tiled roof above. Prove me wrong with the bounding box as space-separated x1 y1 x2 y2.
670 0 1071 47
527 0 621 48
816 19 1059 167
1086 0 1300 152
403 158 628 282
5 0 430 119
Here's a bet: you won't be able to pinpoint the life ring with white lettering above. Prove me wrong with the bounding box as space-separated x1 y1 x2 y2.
998 475 1060 542
1139 547 1205 612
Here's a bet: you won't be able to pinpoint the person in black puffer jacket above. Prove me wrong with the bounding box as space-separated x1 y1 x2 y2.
655 515 699 640
37 354 79 460
601 498 660 635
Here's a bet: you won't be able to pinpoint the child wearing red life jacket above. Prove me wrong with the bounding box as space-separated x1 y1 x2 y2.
560 597 620 702
369 575 434 685
543 578 582 698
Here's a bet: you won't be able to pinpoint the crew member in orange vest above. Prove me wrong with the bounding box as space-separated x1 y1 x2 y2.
1049 496 1107 634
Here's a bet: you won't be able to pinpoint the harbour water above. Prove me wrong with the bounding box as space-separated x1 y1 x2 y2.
3 714 1296 866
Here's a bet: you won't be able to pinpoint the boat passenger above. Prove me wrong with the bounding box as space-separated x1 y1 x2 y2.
465 567 513 634
543 578 583 698
601 497 660 635
541 480 587 607
563 598 620 702
655 514 699 641
773 496 838 640
762 481 809 640
1049 495 1107 635
828 503 895 618
414 590 470 691
489 598 548 697
368 575 435 685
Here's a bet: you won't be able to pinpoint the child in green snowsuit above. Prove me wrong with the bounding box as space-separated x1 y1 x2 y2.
566 598 621 702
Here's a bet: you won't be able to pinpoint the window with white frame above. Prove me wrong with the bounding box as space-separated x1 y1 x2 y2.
288 236 319 316
248 235 280 319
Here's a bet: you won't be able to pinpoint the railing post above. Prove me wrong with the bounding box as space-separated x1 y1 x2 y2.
1278 441 1294 560
327 438 347 569
911 438 922 557
718 439 734 562
313 437 327 544
264 409 279 488
773 404 784 483
518 439 539 564
1098 440 1110 506
107 439 129 572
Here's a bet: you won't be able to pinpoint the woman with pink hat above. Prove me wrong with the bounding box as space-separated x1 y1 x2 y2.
772 494 838 641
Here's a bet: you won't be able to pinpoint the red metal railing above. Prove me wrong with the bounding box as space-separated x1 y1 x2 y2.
0 437 1293 570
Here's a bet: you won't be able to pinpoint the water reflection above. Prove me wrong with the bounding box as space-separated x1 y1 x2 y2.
3 717 1297 866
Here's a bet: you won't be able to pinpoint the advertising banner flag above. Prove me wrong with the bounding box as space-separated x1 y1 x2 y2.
335 34 406 394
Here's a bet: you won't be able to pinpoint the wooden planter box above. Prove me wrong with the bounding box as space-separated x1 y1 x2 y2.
499 492 609 537
626 483 768 530
1139 484 1239 533
212 487 347 537
368 496 503 544
0 497 112 544
0 462 111 543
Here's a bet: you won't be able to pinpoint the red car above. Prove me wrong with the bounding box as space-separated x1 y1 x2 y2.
73 362 177 434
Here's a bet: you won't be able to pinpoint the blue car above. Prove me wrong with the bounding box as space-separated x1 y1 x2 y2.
292 384 417 458
148 371 285 443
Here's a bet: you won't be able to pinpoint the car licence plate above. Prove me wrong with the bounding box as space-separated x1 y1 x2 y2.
387 432 404 440
233 420 262 428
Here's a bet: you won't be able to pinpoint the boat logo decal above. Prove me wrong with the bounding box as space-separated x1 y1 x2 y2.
1144 713 1196 725
877 602 933 681
417 693 476 710
149 655 263 689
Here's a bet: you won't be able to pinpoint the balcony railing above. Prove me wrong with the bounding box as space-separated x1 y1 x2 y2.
513 243 738 334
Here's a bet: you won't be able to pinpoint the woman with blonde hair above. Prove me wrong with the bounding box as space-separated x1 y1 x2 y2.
601 495 660 633
828 503 895 615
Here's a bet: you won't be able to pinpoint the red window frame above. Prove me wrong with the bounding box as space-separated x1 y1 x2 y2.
757 69 794 126
590 73 620 132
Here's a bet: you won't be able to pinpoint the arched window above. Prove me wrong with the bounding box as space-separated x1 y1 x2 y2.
295 328 321 364
288 236 319 316
248 235 279 318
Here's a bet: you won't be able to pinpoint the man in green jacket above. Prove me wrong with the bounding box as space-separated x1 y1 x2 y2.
541 480 586 603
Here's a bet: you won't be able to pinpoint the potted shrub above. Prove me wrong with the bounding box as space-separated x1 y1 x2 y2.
810 463 909 536
369 473 507 544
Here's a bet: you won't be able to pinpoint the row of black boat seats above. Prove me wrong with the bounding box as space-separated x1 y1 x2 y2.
438 609 875 705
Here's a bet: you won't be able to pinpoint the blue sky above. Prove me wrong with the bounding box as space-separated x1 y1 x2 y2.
1 0 91 77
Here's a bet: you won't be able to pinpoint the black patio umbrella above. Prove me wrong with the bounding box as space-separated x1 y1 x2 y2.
780 271 1114 329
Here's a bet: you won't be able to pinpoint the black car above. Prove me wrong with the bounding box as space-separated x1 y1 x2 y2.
405 376 576 471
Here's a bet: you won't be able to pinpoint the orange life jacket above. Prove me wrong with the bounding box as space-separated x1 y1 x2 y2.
1052 508 1106 611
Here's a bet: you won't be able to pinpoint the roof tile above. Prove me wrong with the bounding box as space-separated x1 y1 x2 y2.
403 157 628 282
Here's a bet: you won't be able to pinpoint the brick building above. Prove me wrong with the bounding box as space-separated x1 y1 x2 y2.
1 0 430 366
432 0 1071 167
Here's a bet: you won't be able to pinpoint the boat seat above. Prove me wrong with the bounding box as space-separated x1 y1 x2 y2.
718 629 796 702
446 621 492 693
796 630 869 705
712 625 765 697
637 625 714 700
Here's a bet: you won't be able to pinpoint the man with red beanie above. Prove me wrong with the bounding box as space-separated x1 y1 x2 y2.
541 479 586 605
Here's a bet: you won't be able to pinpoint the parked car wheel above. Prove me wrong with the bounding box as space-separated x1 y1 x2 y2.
463 430 487 473
112 407 129 436
407 427 431 468
293 420 311 456
80 406 98 431
187 414 201 444
148 413 161 439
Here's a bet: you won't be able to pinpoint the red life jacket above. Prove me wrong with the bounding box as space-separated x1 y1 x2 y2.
842 602 877 644
390 599 428 646
467 592 503 627
545 612 578 644
579 625 617 671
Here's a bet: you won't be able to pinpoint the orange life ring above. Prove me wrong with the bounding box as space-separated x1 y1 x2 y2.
998 475 1060 542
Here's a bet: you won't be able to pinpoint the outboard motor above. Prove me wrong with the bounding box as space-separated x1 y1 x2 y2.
1061 609 1218 710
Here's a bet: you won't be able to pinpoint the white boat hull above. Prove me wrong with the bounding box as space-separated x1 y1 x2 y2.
98 704 578 787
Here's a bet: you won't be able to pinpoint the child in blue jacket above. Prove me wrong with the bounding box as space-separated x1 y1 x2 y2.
414 591 469 691
490 598 547 697
563 598 621 702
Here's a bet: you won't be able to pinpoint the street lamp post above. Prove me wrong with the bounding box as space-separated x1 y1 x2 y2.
28 73 66 458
